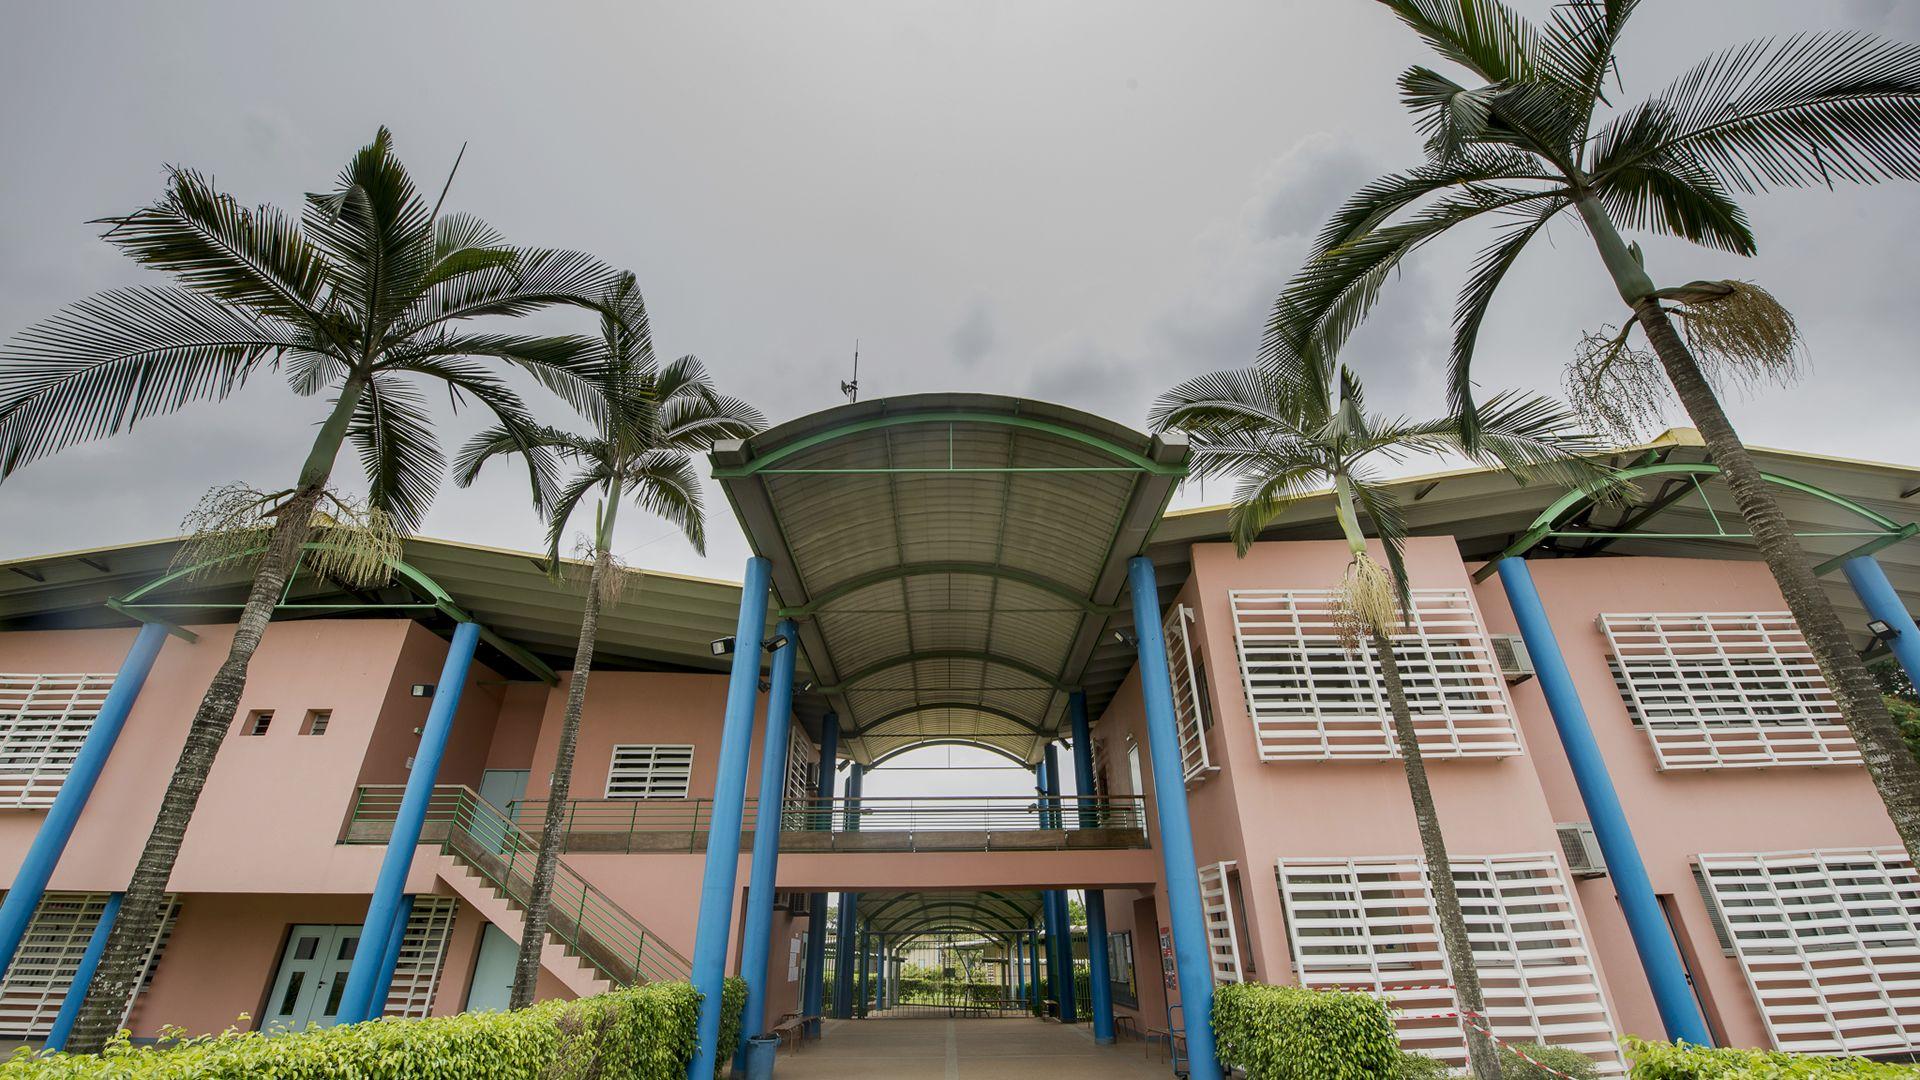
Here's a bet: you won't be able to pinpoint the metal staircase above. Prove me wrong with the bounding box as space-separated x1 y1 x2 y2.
347 785 692 990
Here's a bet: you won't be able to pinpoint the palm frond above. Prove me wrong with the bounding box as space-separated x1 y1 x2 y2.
1376 0 1539 84
396 247 623 333
1349 477 1412 608
1592 32 1920 193
386 332 603 422
1149 367 1296 437
1447 199 1570 443
654 392 766 452
625 451 709 556
1281 185 1564 362
0 288 292 478
99 168 334 329
303 127 436 331
1538 0 1640 129
1312 147 1557 256
347 377 445 533
1592 149 1756 254
543 467 612 569
1225 461 1329 554
451 422 591 490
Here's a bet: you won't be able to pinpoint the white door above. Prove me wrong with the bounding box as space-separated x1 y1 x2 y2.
465 924 519 1012
264 924 363 1031
478 770 530 813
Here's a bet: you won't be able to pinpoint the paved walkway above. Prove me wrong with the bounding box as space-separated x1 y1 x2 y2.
770 1017 1176 1079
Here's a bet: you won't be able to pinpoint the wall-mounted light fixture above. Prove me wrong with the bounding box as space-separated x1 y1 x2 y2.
1112 629 1138 648
410 684 435 698
710 636 736 656
763 634 791 652
1869 618 1902 643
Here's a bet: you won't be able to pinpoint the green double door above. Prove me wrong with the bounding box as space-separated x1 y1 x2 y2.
265 924 363 1031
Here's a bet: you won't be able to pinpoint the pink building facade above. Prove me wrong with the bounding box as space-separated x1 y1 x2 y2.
0 406 1914 1077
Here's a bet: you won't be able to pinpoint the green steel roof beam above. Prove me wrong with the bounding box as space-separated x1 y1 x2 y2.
820 649 1070 695
853 702 1047 737
779 561 1119 618
1470 462 1914 581
866 738 1035 768
712 411 1185 478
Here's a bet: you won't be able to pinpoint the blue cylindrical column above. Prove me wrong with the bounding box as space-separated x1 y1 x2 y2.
366 893 413 1020
737 620 799 1059
802 715 838 1036
1012 935 1023 1002
1035 763 1063 1017
1068 694 1115 1043
686 557 773 1080
856 920 871 1018
833 892 857 1018
0 622 167 983
338 620 481 1024
845 762 863 833
1041 745 1077 1024
1846 556 1920 688
44 892 121 1051
874 934 886 1011
1128 556 1222 1079
1496 557 1711 1044
1027 927 1041 1012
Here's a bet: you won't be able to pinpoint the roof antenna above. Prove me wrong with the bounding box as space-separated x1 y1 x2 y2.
840 340 860 403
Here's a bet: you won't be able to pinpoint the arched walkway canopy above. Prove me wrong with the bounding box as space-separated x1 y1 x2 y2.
713 394 1187 766
859 891 1046 941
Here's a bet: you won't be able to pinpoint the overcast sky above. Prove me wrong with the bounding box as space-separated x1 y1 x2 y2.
4 0 1918 591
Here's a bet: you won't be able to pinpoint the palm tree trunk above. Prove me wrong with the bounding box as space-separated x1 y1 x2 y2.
66 488 321 1052
1633 301 1920 863
1378 642 1502 1080
65 376 364 1054
509 543 608 1008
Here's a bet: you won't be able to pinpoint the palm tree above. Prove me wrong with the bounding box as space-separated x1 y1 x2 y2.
1271 0 1920 867
454 273 764 1008
1152 348 1609 1080
0 128 618 1052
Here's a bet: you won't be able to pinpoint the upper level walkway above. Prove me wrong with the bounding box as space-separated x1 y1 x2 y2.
345 786 1151 855
781 1017 1173 1080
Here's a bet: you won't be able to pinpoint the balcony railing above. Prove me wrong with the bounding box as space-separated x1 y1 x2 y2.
346 789 1149 855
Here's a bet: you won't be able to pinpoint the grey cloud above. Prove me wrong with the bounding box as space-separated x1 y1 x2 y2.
949 299 996 367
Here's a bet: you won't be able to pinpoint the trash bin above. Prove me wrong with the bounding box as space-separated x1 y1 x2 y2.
743 1034 780 1080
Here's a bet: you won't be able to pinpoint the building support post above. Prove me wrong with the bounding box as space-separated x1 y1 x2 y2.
874 934 886 1011
1495 557 1712 1044
1041 743 1077 1024
1027 926 1041 1013
685 557 773 1080
44 892 121 1052
833 893 858 1019
1127 556 1222 1079
0 623 167 983
1070 692 1115 1043
1845 555 1920 688
339 620 481 1024
1035 762 1064 1018
738 619 799 1060
856 921 871 1018
366 893 413 1020
802 715 838 1036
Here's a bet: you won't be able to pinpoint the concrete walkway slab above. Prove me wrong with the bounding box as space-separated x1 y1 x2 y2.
767 1017 1177 1079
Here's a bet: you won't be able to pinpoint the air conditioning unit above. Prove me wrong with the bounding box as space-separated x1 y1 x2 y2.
1490 633 1535 684
1557 822 1607 878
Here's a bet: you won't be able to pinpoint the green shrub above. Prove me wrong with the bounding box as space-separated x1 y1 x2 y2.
1395 1051 1453 1079
1502 1042 1601 1079
1213 983 1401 1080
0 978 746 1080
1626 1036 1920 1078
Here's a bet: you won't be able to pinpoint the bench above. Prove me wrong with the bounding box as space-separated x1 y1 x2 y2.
1112 1014 1139 1043
769 1012 819 1054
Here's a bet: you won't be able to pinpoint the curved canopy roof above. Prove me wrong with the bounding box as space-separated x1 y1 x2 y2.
858 890 1045 941
713 394 1188 766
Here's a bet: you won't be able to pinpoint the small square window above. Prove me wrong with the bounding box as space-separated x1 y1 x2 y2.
240 710 273 736
301 710 331 736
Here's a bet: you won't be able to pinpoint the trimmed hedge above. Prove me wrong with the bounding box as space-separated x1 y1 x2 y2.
1626 1037 1920 1078
1213 983 1401 1080
0 978 746 1080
